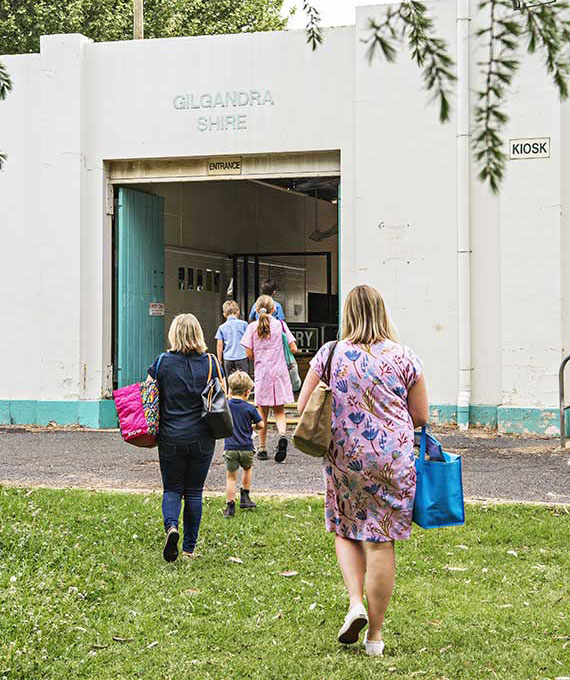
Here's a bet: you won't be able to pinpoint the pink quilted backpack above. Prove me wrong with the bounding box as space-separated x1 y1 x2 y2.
113 353 165 448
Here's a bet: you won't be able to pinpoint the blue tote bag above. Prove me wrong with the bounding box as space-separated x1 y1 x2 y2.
413 426 465 529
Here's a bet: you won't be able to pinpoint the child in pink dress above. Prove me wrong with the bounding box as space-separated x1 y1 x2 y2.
241 295 298 463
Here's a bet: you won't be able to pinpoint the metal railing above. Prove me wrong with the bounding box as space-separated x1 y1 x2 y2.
559 354 570 448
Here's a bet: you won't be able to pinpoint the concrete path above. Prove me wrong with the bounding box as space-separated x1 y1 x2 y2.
0 426 569 503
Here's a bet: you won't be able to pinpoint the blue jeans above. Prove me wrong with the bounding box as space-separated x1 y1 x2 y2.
158 437 215 553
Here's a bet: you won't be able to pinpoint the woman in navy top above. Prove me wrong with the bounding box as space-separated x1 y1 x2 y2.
148 313 217 562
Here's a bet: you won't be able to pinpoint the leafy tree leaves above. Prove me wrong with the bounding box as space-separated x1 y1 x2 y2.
0 0 287 54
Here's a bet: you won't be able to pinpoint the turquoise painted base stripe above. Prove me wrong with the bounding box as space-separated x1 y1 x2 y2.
429 404 457 424
0 399 563 435
0 400 118 428
497 406 559 436
429 404 554 434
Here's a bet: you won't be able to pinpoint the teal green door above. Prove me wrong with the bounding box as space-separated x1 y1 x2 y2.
116 187 165 387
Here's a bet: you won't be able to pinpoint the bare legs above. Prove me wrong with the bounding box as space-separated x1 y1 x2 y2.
242 467 252 490
225 468 253 503
226 469 238 502
258 405 287 450
364 541 395 641
335 536 366 607
259 406 270 450
273 405 287 436
335 535 396 642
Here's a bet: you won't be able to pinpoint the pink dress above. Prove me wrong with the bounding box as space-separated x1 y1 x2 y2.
241 317 295 407
310 339 422 542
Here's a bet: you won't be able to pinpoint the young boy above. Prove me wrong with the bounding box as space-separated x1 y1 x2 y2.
215 300 249 378
223 371 265 518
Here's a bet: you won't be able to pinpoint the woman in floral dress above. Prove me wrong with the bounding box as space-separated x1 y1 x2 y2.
298 285 428 656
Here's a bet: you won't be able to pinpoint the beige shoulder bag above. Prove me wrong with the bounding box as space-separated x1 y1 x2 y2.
292 341 339 458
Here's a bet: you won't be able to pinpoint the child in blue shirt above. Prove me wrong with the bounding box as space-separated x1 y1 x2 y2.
223 371 265 518
215 300 249 378
248 279 285 321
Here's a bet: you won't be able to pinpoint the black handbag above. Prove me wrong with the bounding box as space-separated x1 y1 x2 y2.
201 354 234 439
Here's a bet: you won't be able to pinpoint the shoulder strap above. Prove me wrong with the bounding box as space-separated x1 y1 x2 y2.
322 341 339 385
210 353 228 395
155 352 166 383
206 353 213 383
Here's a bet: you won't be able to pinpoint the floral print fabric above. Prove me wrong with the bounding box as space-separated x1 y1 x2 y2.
310 339 422 542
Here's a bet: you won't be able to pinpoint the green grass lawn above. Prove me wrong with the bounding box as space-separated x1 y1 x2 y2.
1 487 569 680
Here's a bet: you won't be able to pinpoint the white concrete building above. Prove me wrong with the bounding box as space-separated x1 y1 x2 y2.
1 0 569 434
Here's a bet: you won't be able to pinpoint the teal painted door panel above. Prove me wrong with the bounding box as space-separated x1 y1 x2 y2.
117 187 165 387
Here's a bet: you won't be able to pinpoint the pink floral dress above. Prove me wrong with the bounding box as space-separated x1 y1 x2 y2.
241 317 295 407
310 339 423 542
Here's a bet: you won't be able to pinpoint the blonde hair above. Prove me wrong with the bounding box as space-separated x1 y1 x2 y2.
167 313 207 354
223 300 240 317
228 370 254 396
341 285 397 346
255 295 275 340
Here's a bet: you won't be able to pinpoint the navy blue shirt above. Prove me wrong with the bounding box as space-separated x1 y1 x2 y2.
148 351 218 444
224 398 262 451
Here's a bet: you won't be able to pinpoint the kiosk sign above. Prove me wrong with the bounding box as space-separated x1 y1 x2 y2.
509 137 550 160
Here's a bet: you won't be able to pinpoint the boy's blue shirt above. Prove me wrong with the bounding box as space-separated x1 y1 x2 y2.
215 317 248 360
224 398 262 451
248 301 285 321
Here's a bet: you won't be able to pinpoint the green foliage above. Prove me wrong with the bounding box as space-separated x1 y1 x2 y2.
302 0 322 51
0 59 11 169
362 1 456 124
1 487 570 679
474 0 570 192
304 0 570 193
0 0 288 54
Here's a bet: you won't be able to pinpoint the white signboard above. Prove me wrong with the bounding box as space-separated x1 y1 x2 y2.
509 137 550 160
149 302 165 317
207 157 242 175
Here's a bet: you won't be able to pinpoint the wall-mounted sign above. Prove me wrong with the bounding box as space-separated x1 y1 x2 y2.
149 302 165 316
207 157 242 175
509 137 550 160
172 88 275 133
290 327 320 352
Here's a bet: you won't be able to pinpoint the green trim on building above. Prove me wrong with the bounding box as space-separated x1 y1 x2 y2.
429 404 457 424
0 400 118 428
0 399 563 436
496 406 559 436
429 404 554 434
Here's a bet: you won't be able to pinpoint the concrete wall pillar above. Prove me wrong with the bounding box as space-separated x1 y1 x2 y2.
39 34 92 400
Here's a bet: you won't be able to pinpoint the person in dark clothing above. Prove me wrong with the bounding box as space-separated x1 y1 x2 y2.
148 313 217 562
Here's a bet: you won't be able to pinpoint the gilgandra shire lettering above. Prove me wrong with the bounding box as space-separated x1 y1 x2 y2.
173 90 275 110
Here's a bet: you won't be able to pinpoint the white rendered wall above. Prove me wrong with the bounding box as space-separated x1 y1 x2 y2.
0 55 42 399
1 1 569 429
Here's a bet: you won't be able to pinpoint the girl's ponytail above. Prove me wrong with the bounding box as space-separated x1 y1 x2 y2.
255 295 275 340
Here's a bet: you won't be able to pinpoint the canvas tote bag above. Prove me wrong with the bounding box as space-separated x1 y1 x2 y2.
113 353 165 448
413 426 465 529
292 341 338 457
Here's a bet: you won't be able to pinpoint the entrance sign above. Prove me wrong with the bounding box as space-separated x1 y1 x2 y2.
509 137 550 160
207 157 242 175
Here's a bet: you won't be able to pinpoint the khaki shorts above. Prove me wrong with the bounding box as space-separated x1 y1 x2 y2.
223 449 254 472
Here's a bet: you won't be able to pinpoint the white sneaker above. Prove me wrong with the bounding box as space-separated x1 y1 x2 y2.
337 603 368 644
363 631 385 656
